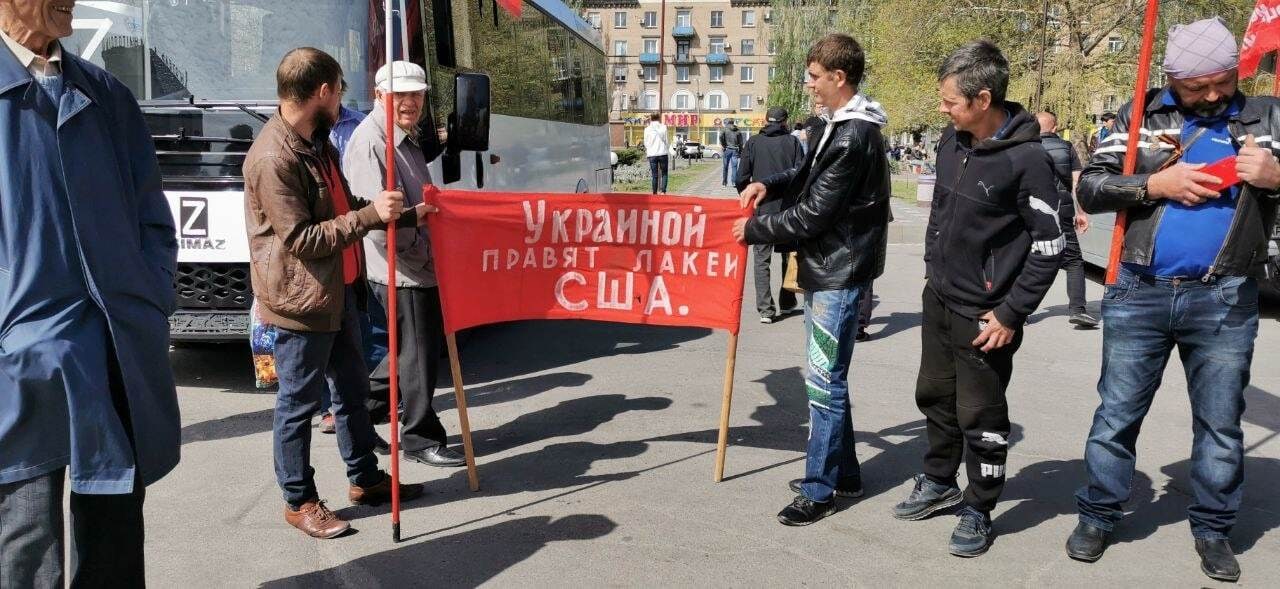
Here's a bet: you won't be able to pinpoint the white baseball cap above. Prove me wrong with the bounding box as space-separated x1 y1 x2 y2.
375 61 428 93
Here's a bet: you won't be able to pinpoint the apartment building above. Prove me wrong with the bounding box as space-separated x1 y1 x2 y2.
582 0 776 148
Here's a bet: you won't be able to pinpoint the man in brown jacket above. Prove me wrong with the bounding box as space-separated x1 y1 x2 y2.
244 47 428 539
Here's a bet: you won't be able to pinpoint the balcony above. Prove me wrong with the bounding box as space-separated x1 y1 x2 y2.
672 25 696 39
673 52 695 65
638 52 662 65
705 53 730 65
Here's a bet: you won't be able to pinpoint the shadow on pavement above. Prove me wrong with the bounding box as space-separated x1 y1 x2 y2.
463 394 672 456
997 385 1280 553
170 342 257 392
864 310 922 342
642 366 1000 500
451 320 712 385
258 514 616 588
337 440 650 522
180 371 596 446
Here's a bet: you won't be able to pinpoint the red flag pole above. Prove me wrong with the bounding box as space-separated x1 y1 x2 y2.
1105 0 1161 285
383 0 402 543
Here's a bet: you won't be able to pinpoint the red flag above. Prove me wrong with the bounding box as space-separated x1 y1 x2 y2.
424 188 749 334
1240 0 1280 79
496 0 522 18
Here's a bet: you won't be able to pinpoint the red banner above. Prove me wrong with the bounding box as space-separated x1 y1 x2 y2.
1241 0 1280 79
496 0 523 18
424 189 749 335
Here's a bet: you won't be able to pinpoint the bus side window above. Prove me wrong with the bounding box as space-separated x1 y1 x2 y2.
431 0 456 68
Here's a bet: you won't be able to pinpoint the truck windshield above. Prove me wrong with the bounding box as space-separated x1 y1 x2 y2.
64 0 376 110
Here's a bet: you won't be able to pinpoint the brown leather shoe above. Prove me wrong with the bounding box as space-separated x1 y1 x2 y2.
284 500 350 539
349 473 426 506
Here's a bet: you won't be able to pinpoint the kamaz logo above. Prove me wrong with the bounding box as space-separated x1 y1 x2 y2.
178 197 226 250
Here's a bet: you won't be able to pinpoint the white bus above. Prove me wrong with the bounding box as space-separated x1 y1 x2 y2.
64 0 611 341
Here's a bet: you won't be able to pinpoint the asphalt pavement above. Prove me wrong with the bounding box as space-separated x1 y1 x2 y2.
156 166 1280 587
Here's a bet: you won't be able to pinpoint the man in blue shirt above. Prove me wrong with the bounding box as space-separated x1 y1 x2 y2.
1068 18 1280 582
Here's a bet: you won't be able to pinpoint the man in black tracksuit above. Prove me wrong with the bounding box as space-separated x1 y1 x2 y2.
1036 111 1097 328
891 41 1063 557
736 106 805 323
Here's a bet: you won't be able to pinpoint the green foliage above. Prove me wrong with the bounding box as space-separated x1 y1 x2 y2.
614 147 645 167
768 1 1260 141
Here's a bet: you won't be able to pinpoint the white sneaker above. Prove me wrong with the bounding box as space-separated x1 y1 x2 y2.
760 315 775 324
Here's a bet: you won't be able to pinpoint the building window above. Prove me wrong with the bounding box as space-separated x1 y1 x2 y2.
674 92 691 110
613 40 627 56
643 66 658 83
827 10 837 25
676 66 690 82
613 65 626 83
708 92 726 110
740 94 753 110
643 91 658 111
642 11 657 28
740 66 754 82
709 37 725 54
768 40 777 55
676 10 691 27
586 12 601 29
764 9 773 22
768 66 777 81
742 10 756 27
1107 36 1123 53
710 66 724 82
644 38 658 54
614 11 627 28
676 40 691 60
710 10 724 28
741 39 755 56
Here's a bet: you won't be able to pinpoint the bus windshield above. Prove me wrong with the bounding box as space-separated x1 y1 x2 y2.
65 0 377 109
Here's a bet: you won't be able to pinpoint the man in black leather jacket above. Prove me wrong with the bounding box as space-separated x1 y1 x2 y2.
732 33 891 527
891 41 1063 558
1066 19 1280 582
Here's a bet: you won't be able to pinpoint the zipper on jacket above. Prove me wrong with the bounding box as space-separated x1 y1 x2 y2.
982 251 995 291
1202 184 1252 282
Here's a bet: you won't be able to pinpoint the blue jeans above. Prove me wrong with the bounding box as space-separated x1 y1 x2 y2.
648 155 668 194
721 148 739 184
273 286 383 508
799 284 868 502
320 282 388 415
1075 267 1258 539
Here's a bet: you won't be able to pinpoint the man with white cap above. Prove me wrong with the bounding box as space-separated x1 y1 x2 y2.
343 60 466 468
1069 18 1280 581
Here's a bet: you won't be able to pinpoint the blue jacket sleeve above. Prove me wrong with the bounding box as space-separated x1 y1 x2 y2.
116 84 178 313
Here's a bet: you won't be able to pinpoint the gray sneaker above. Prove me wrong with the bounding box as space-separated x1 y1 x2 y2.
949 506 993 557
892 474 963 520
1069 312 1100 328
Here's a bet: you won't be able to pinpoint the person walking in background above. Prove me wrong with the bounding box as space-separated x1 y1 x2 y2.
721 121 745 185
1068 19 1280 582
735 106 805 324
0 2 182 584
643 113 669 194
1036 111 1097 328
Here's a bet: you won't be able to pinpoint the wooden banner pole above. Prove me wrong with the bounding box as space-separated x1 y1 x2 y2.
446 332 480 491
713 332 739 482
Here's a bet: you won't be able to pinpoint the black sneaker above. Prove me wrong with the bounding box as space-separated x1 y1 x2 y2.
949 506 993 557
776 495 837 526
789 477 865 499
372 434 390 456
855 328 870 342
892 474 963 520
1069 312 1100 328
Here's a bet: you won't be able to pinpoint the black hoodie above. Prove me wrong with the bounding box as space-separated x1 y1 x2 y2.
925 102 1064 328
734 121 804 202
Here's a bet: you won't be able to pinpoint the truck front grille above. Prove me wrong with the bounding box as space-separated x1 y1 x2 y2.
175 263 252 310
